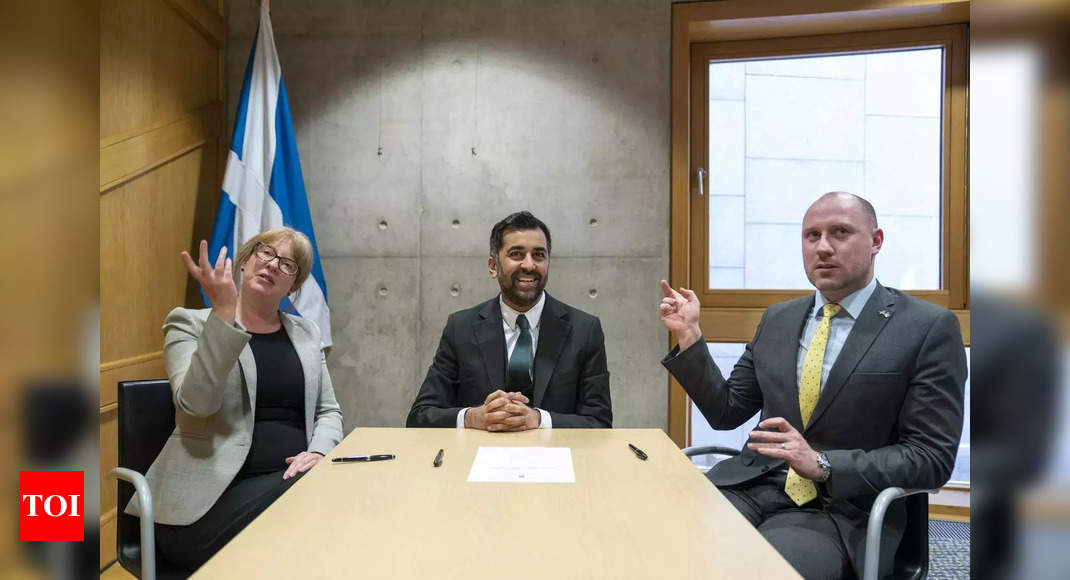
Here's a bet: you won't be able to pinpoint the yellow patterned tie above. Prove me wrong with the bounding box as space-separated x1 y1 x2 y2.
785 302 841 506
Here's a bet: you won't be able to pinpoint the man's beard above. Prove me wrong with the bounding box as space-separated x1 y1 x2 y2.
497 265 546 310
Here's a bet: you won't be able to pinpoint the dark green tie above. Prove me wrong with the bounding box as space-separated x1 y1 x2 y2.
507 314 533 399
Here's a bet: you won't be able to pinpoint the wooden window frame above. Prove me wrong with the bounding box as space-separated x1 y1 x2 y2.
690 25 968 313
668 1 971 448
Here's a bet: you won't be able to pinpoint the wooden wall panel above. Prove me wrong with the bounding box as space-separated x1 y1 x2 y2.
100 0 219 140
100 408 119 528
100 515 118 574
100 353 166 409
100 148 214 364
100 0 225 568
100 101 223 191
188 138 228 306
163 0 226 47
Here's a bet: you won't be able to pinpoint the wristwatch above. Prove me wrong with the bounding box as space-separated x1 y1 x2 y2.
816 452 831 482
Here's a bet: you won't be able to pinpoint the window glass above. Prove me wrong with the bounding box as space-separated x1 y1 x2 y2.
707 48 944 290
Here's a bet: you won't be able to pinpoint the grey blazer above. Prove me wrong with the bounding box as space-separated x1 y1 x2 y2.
125 307 344 526
663 283 966 579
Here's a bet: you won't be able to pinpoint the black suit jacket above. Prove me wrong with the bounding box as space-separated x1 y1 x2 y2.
407 293 612 428
663 283 966 578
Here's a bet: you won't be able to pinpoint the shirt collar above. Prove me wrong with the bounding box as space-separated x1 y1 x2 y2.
814 277 877 320
500 292 546 330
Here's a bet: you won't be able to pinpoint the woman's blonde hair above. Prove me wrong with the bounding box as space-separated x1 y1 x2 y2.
234 227 314 292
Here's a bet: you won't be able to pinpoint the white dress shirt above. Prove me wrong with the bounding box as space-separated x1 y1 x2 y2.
795 277 878 394
456 292 553 429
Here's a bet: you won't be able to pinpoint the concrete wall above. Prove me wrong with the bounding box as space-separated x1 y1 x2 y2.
227 0 671 432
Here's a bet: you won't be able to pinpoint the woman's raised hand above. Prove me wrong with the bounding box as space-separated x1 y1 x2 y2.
181 240 238 323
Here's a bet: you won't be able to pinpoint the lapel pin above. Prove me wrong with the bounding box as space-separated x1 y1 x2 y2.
879 310 891 318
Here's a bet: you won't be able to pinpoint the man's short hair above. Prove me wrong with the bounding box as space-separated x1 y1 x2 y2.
489 211 552 258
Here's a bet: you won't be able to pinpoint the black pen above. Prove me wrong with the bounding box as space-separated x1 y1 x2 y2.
433 448 444 467
332 454 396 463
628 443 648 461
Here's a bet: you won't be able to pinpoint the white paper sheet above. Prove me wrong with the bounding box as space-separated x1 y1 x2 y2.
466 446 575 483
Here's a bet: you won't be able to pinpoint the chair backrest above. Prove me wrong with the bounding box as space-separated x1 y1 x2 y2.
116 379 175 575
892 493 929 580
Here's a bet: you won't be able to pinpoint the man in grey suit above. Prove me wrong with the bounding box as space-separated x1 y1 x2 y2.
407 211 612 430
659 192 966 579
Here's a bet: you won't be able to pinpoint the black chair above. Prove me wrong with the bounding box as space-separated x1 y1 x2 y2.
681 445 931 580
111 379 189 580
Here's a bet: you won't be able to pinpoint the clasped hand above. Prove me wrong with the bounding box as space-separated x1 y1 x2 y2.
465 390 540 431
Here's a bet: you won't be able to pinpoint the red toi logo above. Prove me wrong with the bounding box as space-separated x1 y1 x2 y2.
20 471 84 541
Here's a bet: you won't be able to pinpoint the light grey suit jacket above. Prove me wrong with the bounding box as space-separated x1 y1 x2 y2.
125 307 344 526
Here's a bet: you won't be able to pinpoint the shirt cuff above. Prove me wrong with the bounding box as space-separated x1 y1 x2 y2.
456 408 469 429
537 408 552 429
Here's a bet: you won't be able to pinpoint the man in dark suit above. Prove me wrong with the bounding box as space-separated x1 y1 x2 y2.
659 192 966 579
407 211 612 430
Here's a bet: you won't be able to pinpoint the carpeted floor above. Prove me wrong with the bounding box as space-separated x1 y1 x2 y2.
927 519 970 579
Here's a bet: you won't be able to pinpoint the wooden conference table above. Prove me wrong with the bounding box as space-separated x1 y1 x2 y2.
194 428 800 579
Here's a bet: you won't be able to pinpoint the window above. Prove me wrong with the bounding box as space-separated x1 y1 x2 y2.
704 48 944 292
688 26 968 318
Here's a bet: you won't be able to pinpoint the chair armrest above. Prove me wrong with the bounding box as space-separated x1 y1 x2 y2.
681 445 742 458
862 487 935 580
110 467 156 580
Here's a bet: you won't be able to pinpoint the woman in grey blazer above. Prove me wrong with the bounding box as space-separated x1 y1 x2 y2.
125 227 343 574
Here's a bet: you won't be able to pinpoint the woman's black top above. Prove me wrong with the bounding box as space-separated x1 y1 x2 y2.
237 326 307 477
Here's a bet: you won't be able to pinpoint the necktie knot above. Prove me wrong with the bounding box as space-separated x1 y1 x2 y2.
822 303 841 319
516 314 530 330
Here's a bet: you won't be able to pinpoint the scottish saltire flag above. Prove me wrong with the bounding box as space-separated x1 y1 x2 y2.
207 0 332 347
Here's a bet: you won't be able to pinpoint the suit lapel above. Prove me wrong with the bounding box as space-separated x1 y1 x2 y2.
776 297 813 432
741 300 809 468
806 284 895 431
533 294 571 407
238 342 258 410
282 314 320 442
473 299 507 390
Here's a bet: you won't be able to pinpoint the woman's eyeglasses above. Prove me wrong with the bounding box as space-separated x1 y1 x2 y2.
254 242 299 276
